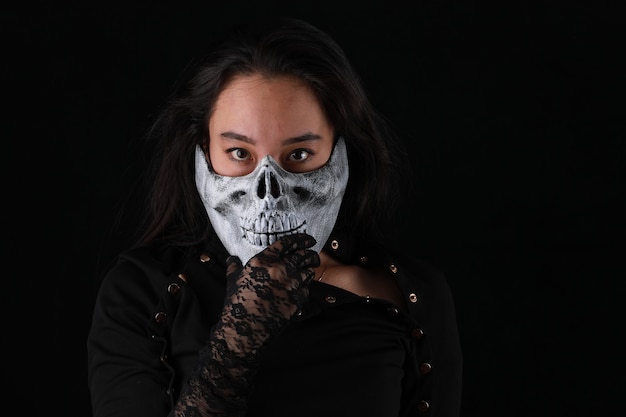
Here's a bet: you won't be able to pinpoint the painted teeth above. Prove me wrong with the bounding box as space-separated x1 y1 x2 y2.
241 213 306 245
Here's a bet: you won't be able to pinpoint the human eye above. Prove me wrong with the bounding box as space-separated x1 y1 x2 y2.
227 147 251 162
288 149 313 162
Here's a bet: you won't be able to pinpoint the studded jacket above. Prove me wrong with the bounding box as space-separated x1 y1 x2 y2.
87 230 462 417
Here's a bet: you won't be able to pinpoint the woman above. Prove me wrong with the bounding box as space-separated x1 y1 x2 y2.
87 16 462 417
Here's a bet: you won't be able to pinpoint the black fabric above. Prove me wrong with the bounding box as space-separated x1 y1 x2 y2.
247 282 413 417
87 233 462 417
171 234 320 416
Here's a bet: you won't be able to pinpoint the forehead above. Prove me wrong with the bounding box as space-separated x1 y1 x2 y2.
215 74 317 108
210 74 331 137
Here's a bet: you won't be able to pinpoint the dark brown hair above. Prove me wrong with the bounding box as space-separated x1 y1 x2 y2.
136 16 413 249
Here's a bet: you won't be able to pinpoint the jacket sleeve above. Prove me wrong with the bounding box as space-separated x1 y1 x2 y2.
417 260 463 417
397 255 463 417
429 267 463 417
87 254 173 417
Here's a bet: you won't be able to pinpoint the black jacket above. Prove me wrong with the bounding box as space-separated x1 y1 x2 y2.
87 231 462 417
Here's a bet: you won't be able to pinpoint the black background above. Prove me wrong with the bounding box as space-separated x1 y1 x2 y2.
3 1 625 416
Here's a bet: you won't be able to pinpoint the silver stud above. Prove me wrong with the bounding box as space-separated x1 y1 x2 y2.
154 312 167 323
387 307 399 315
167 283 181 294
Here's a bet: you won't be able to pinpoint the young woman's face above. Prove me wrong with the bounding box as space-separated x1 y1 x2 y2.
208 74 334 176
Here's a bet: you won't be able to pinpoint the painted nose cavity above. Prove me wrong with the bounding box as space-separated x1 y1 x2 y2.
257 167 281 199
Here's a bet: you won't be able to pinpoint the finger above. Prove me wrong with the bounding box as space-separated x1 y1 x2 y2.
256 233 317 262
284 249 320 281
226 255 243 275
276 233 317 255
302 268 316 285
299 249 320 269
298 250 319 285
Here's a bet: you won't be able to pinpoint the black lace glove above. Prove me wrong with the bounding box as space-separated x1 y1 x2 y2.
171 233 320 417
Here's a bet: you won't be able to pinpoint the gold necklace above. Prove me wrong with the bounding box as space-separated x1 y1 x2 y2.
317 266 328 282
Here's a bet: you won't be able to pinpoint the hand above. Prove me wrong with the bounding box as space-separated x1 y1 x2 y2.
171 233 320 417
221 232 320 350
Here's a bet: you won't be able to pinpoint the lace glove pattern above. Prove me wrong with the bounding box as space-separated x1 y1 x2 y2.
171 233 320 417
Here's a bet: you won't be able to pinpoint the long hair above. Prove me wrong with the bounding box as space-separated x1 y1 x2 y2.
135 16 413 250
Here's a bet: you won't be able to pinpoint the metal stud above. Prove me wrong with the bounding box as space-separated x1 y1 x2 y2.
167 283 181 294
154 312 167 323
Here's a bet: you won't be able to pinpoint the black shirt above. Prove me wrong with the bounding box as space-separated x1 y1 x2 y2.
247 281 414 416
87 232 462 417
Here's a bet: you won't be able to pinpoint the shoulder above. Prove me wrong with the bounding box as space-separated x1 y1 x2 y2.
95 244 189 308
116 244 187 276
394 252 457 319
397 254 452 300
386 249 461 345
324 231 456 309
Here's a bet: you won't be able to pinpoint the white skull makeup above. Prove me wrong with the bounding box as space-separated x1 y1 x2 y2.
195 137 349 265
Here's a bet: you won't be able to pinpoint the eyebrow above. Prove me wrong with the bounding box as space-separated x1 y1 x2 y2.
219 131 322 145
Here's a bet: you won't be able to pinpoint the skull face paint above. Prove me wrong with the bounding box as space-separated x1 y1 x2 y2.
195 137 349 264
